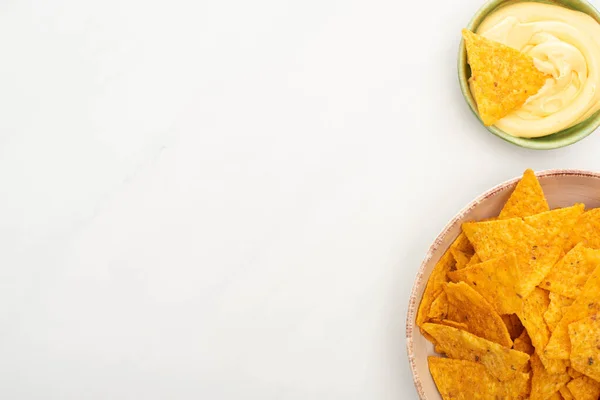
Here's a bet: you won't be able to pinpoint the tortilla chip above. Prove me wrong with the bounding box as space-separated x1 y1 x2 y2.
565 208 600 252
545 293 575 332
448 253 524 314
445 281 512 347
450 232 474 257
452 248 472 270
518 288 550 351
499 169 549 219
467 253 481 267
428 292 449 320
568 315 600 381
428 357 530 399
568 366 584 379
531 353 571 400
462 29 548 126
541 244 600 299
417 250 454 329
464 205 583 296
524 204 584 248
549 392 565 400
545 266 600 360
423 323 529 381
560 386 575 400
567 376 600 400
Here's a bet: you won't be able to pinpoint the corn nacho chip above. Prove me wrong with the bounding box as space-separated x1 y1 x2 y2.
531 353 571 400
428 357 530 399
429 318 469 331
462 29 548 126
417 250 454 329
568 366 584 379
545 266 600 360
545 293 575 332
500 169 549 219
565 208 600 252
541 244 600 299
450 232 474 257
568 315 600 382
448 253 524 315
452 248 472 270
445 281 512 347
423 323 529 381
428 292 449 320
463 205 583 296
518 288 551 353
467 253 481 267
560 386 575 400
567 376 600 400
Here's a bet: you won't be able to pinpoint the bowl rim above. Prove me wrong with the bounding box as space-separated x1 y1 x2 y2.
457 0 600 150
405 168 600 400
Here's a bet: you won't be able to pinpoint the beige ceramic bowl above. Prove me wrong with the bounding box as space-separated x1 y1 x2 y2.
406 169 600 399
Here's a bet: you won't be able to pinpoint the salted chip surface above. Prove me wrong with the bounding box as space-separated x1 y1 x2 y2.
568 315 600 382
531 354 571 400
448 253 523 314
541 244 600 299
566 376 600 400
462 29 548 126
518 289 550 350
499 169 549 219
545 293 575 332
445 281 512 347
428 357 530 399
463 205 583 296
422 323 529 381
417 250 454 329
565 208 600 252
545 265 600 360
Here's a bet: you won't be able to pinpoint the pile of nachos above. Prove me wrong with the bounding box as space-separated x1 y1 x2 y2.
417 169 600 400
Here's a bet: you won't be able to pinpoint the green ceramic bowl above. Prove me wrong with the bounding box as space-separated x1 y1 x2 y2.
458 0 600 150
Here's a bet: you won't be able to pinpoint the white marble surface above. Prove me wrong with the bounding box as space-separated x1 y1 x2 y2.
2 0 600 398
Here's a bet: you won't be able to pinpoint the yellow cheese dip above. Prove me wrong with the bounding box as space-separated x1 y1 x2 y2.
476 2 600 138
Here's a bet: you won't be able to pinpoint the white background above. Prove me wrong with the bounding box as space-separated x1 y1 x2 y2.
1 0 600 398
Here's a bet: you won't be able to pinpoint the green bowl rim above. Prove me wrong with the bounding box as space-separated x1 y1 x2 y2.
457 0 600 150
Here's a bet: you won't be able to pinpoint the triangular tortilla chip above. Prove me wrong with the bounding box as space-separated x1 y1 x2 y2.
565 208 600 252
467 253 481 266
530 354 570 400
544 293 574 332
567 376 600 400
451 248 472 270
428 357 530 399
568 315 600 382
541 244 600 299
423 323 529 381
500 169 549 219
463 205 584 296
416 250 454 331
445 282 512 347
462 29 548 126
448 253 524 314
518 288 550 354
545 266 600 360
427 291 449 320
